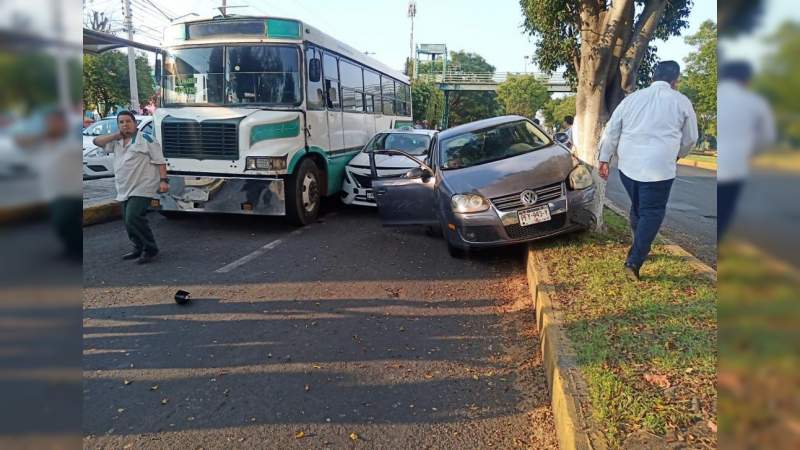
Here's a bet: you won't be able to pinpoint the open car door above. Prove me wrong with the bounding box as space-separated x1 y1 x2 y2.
369 150 438 227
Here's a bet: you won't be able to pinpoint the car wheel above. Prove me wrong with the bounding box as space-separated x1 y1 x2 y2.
286 158 322 226
424 225 443 237
159 211 188 220
446 240 467 259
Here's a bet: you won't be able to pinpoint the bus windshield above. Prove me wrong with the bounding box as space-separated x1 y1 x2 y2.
163 45 301 106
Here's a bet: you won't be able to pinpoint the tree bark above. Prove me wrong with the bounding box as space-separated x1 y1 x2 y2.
573 0 668 231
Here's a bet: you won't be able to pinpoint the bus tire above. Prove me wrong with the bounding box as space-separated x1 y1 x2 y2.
286 158 322 226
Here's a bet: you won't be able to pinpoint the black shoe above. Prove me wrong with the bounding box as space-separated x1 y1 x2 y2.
137 251 158 264
624 263 640 281
122 251 142 260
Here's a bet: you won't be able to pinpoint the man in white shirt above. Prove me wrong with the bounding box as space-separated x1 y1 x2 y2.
717 61 776 240
598 61 698 280
562 115 574 147
93 111 169 264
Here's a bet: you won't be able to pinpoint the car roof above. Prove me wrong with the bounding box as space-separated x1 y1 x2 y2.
437 115 530 140
374 129 438 137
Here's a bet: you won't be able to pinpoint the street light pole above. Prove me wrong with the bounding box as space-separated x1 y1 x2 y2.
123 0 140 112
408 0 416 78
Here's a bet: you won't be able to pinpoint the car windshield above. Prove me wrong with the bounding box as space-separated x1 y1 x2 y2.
163 45 301 106
82 119 142 136
440 120 551 170
364 133 431 156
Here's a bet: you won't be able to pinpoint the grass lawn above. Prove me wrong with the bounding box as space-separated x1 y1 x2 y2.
753 148 800 173
683 154 717 164
536 209 717 448
718 241 800 449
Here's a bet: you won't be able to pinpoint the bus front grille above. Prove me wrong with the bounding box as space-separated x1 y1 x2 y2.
162 119 239 160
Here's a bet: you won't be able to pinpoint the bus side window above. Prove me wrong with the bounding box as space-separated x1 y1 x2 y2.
323 53 341 111
306 47 325 110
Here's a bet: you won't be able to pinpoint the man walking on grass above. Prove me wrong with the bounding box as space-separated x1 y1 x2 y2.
93 111 169 264
598 61 698 281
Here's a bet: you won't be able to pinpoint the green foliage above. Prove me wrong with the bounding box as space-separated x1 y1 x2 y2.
519 0 692 87
542 95 576 129
679 20 717 144
83 51 155 116
496 74 549 119
0 52 81 113
446 51 501 126
411 80 444 127
754 21 800 146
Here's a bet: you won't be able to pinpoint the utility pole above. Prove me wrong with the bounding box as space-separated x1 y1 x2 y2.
408 0 416 78
52 0 70 111
123 0 140 112
221 0 227 16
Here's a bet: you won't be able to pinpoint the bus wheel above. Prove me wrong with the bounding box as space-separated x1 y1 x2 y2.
286 158 322 226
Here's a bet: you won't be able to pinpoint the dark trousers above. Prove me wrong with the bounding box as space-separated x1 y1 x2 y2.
122 196 158 255
49 197 82 260
619 171 674 268
717 181 743 241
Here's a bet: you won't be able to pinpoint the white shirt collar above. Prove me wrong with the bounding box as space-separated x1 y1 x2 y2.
651 81 672 89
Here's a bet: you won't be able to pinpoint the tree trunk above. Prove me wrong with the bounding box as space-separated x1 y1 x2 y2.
574 84 609 231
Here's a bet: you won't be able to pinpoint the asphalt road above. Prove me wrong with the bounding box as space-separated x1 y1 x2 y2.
605 164 717 267
83 203 558 449
729 168 800 268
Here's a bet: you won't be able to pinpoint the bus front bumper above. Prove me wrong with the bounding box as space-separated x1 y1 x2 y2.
154 175 286 216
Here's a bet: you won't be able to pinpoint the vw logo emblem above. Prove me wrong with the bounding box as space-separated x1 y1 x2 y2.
520 190 538 206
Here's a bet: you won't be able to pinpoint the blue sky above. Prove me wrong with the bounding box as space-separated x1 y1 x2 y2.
79 0 716 73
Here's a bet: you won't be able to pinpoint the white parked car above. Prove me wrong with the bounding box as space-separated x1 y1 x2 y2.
341 129 437 207
82 116 153 179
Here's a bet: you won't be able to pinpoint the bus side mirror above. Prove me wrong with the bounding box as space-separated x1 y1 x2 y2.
309 58 321 82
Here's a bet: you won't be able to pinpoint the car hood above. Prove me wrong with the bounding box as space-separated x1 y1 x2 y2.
440 145 573 199
83 135 98 150
347 151 429 170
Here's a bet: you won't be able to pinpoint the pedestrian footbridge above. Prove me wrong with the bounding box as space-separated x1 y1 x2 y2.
416 72 573 93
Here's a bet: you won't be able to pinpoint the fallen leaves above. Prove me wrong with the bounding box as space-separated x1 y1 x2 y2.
707 420 717 433
160 398 169 405
349 432 360 441
149 384 159 391
294 431 305 439
643 373 671 389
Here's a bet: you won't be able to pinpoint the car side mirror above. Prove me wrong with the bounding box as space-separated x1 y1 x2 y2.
405 166 433 180
309 58 321 82
554 132 569 144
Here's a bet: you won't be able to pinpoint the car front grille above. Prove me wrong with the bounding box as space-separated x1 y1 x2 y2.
350 173 373 188
490 182 565 212
504 213 567 239
88 165 107 172
161 118 239 160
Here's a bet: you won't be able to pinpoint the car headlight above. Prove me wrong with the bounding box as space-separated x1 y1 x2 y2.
245 156 287 171
568 164 594 190
451 194 490 213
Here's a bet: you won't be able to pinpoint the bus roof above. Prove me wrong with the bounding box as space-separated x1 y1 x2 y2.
166 15 409 84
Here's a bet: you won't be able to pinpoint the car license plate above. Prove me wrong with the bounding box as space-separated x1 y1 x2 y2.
518 205 551 227
366 191 375 201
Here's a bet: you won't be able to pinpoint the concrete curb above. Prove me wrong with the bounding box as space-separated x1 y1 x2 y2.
526 248 609 450
604 201 716 281
677 158 716 171
83 200 121 227
0 203 48 225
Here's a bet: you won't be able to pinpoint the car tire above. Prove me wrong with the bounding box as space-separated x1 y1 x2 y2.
446 239 467 259
159 211 188 220
286 158 322 226
425 225 443 237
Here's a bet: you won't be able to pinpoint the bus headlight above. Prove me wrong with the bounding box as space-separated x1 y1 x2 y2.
245 156 287 171
568 164 594 190
451 194 490 213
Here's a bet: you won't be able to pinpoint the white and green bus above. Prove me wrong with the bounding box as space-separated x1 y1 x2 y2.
153 15 412 224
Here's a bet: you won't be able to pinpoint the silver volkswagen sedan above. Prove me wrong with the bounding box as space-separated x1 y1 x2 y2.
369 115 596 257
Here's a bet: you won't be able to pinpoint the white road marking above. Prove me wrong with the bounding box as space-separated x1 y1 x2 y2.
214 213 336 273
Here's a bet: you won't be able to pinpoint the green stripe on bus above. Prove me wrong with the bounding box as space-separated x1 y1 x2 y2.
288 146 361 194
250 118 301 145
266 18 301 39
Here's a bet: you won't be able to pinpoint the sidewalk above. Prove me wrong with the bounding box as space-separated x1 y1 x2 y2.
83 177 120 226
527 209 717 449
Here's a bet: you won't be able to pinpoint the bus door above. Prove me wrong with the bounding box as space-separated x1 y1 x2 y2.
305 46 330 150
323 53 345 151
